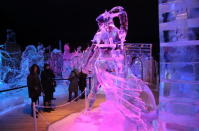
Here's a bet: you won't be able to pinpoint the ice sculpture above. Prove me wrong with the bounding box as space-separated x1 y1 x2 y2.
49 48 63 77
37 44 45 69
62 44 72 79
86 6 127 109
92 6 128 49
0 44 20 87
0 45 25 115
15 45 44 85
55 6 157 131
71 46 82 71
51 45 83 78
0 45 7 85
0 45 8 83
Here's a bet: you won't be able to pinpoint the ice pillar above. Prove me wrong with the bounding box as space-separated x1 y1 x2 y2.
159 0 199 130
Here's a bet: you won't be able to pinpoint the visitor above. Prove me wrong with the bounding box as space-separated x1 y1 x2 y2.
78 69 87 99
41 64 56 112
67 69 79 102
27 64 42 117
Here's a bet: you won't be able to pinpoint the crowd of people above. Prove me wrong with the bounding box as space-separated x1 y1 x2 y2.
27 64 87 117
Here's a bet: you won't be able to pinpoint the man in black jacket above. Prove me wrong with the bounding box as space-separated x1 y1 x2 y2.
68 69 79 102
41 64 56 112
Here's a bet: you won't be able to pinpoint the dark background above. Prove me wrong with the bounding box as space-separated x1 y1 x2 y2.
0 0 159 59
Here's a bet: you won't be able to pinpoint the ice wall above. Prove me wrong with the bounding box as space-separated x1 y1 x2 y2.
159 0 199 130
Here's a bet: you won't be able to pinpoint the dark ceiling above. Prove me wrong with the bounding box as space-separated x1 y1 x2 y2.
0 0 159 58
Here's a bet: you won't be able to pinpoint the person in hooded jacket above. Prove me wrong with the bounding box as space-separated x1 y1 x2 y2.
78 70 87 99
68 69 79 102
41 64 56 112
27 64 42 117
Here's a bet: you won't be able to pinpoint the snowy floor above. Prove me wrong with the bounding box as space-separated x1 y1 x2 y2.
48 100 141 131
48 105 126 131
0 88 105 131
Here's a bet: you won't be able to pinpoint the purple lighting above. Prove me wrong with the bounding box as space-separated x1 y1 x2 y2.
49 6 157 131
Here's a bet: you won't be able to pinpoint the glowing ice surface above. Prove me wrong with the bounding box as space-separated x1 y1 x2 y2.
14 45 44 85
92 6 128 49
62 44 72 79
159 0 199 130
0 45 19 85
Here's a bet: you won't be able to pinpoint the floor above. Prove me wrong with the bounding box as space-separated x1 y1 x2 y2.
0 94 105 131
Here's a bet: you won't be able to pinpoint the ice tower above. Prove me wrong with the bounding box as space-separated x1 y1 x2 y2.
159 0 199 130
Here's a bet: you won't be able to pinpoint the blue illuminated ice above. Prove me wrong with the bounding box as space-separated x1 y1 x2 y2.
15 44 44 86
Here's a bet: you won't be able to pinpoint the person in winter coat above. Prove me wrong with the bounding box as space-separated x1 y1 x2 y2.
41 64 56 112
78 70 87 99
68 69 79 102
27 64 41 117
